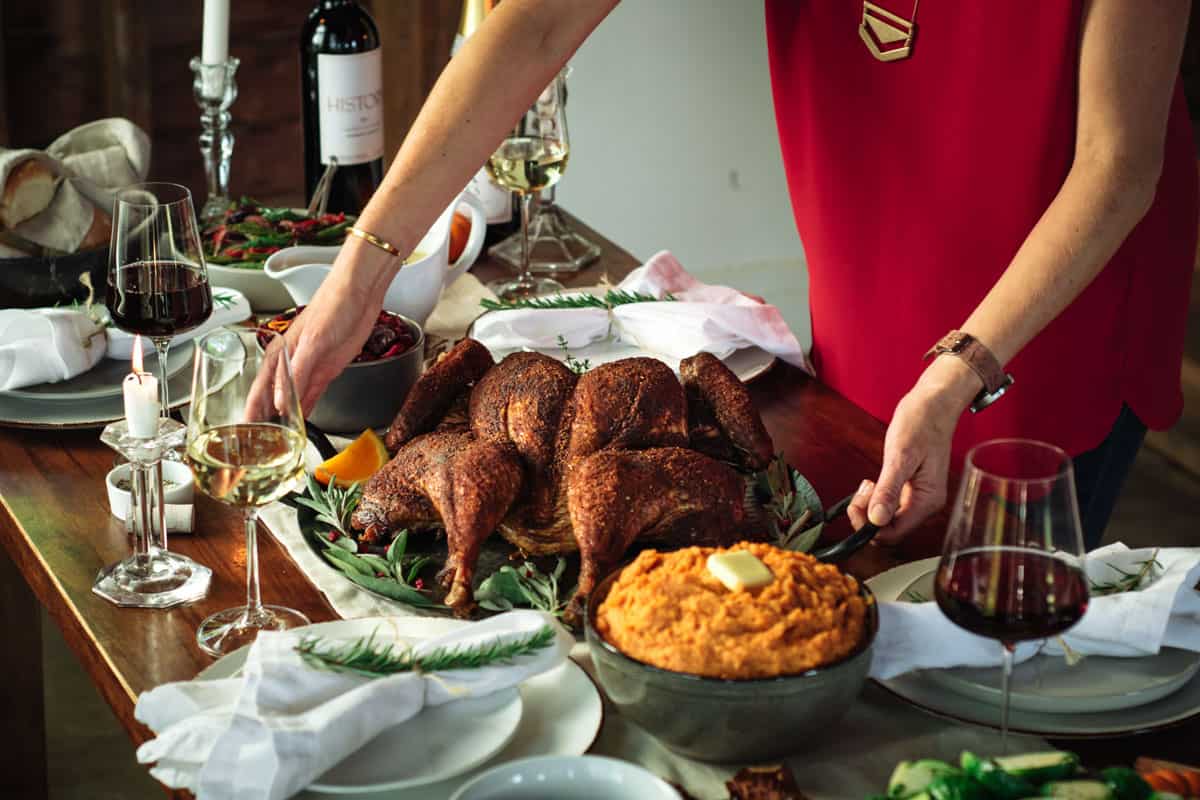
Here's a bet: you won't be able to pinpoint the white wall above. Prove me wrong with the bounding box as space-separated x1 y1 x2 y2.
556 0 811 348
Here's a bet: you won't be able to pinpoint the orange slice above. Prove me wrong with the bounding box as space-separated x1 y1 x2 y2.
448 212 471 263
314 429 389 488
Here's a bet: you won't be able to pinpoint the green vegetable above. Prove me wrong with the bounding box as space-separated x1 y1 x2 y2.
994 752 1081 784
960 752 1037 800
1042 781 1114 800
754 453 825 552
314 220 352 242
1100 769 1152 800
928 775 988 800
1149 794 1185 800
888 761 960 799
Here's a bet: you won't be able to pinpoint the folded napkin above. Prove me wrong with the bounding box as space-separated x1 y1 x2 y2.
0 308 106 391
870 545 1200 680
135 610 572 800
105 287 253 360
471 250 812 371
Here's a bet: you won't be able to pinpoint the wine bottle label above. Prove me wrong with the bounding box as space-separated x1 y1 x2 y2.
317 50 385 166
466 166 513 225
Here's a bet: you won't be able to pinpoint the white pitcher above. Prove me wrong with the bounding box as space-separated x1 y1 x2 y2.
263 193 486 325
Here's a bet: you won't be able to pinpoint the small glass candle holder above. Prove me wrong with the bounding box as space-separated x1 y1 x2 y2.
94 418 212 608
189 56 240 223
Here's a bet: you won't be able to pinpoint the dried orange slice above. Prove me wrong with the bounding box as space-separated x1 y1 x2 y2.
314 429 389 487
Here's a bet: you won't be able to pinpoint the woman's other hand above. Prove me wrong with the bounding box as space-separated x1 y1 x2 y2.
848 355 981 543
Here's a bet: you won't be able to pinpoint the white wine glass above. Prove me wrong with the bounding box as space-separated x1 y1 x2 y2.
485 73 569 299
187 327 310 656
935 439 1089 750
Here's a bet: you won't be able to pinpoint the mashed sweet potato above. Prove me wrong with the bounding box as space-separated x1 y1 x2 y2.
595 542 868 679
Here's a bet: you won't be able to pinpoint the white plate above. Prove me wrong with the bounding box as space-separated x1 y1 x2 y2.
482 339 776 384
199 617 604 797
896 568 1200 714
0 341 195 429
1 341 193 401
868 558 1200 737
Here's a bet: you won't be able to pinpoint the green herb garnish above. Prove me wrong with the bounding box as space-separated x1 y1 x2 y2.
480 288 674 313
475 558 571 616
1088 550 1162 596
555 334 591 374
296 624 557 678
294 473 362 540
754 453 824 552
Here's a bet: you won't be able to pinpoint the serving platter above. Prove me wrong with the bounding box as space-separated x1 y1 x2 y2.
867 558 1200 738
199 616 603 798
0 340 195 429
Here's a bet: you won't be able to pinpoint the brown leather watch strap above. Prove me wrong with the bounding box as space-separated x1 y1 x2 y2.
924 331 1009 395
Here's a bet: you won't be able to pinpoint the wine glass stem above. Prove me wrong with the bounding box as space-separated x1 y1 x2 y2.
518 191 533 283
244 507 263 617
1000 642 1014 752
152 337 171 415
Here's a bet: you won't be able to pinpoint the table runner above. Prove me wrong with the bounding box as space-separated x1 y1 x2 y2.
259 502 1046 800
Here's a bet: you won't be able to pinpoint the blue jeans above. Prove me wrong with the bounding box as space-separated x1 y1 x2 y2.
1072 405 1147 550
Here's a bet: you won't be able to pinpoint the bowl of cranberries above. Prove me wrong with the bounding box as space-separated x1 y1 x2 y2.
263 307 424 433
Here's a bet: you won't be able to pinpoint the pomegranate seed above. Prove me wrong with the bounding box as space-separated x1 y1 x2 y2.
327 531 338 542
414 579 425 590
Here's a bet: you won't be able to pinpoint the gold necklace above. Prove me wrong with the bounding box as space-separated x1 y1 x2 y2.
859 0 920 62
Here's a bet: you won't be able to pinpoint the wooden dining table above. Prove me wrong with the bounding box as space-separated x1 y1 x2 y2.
0 216 1194 798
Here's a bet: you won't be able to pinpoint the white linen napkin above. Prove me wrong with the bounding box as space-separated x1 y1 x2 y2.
0 308 106 391
134 610 572 800
105 287 253 360
870 545 1200 680
471 250 812 371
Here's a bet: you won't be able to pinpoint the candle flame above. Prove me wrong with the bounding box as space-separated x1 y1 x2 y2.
132 335 144 373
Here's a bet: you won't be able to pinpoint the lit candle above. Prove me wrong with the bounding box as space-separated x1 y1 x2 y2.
201 0 230 65
123 337 159 438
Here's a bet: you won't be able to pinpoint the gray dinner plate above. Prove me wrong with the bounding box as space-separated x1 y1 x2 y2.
868 557 1200 738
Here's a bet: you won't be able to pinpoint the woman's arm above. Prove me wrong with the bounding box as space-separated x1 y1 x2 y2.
284 0 618 411
849 0 1192 542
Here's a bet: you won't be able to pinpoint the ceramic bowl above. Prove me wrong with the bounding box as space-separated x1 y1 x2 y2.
449 755 680 800
308 314 425 434
206 261 295 312
584 568 879 763
264 193 485 325
105 460 195 521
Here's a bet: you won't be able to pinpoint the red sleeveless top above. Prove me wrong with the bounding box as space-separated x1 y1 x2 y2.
765 1 1197 458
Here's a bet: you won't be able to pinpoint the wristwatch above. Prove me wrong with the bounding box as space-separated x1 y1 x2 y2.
924 331 1014 413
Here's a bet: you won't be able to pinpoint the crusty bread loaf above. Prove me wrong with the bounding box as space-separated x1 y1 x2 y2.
0 159 56 228
78 205 111 251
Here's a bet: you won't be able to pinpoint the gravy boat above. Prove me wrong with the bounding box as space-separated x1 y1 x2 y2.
264 193 486 325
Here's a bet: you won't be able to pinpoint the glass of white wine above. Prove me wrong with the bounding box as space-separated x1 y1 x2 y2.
186 327 310 657
485 72 570 299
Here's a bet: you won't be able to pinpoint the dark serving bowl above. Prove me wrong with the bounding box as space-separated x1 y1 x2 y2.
584 566 879 763
308 314 425 434
0 247 108 308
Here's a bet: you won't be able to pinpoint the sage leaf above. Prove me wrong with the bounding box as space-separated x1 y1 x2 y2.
343 571 442 608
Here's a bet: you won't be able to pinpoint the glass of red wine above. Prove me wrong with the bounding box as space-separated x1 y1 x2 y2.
935 438 1089 748
107 182 213 414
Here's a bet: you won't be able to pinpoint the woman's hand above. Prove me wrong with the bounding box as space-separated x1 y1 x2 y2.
848 356 981 544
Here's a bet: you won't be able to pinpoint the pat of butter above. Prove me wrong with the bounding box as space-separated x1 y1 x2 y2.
706 550 774 591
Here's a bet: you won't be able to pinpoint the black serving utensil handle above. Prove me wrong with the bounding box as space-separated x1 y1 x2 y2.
810 491 881 563
304 419 339 461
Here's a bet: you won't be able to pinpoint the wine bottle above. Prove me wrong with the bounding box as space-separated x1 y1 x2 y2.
300 0 385 215
452 0 519 245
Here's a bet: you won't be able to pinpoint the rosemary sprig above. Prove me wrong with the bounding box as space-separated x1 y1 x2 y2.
556 335 591 374
480 288 675 313
902 589 929 603
1088 550 1162 596
475 558 571 616
294 473 362 539
295 624 557 678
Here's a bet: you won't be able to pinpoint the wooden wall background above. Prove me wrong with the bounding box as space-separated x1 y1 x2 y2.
0 0 459 207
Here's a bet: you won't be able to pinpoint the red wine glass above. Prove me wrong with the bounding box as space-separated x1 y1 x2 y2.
107 182 213 414
934 438 1089 749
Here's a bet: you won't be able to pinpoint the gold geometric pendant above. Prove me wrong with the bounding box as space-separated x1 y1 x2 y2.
859 1 916 62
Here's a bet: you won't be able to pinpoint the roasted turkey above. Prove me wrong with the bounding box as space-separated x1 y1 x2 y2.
351 338 775 617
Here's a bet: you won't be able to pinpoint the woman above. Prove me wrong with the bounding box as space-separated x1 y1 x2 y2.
280 0 1196 549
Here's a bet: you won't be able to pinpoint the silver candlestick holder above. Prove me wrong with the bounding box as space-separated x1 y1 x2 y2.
94 418 211 608
190 56 240 223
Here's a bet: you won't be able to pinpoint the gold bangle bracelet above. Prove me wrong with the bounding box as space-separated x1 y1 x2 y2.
346 226 403 258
